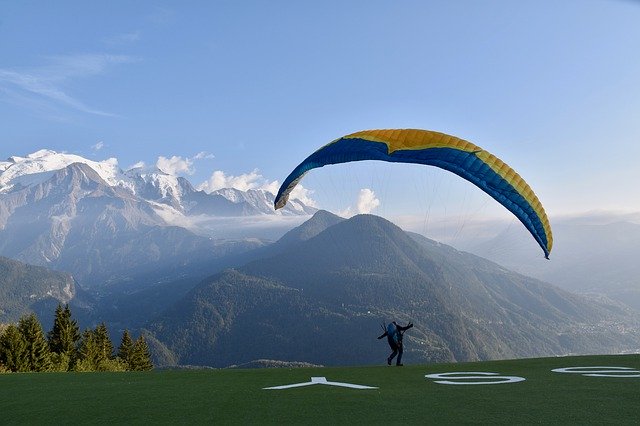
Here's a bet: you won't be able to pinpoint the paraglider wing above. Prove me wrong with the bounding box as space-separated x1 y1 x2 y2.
274 129 552 258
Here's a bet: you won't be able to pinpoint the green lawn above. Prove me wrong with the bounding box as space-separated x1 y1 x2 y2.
1 354 639 424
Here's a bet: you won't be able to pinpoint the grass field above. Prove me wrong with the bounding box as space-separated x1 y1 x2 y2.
1 354 639 424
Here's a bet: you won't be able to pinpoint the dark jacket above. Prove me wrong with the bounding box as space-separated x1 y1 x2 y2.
378 321 413 344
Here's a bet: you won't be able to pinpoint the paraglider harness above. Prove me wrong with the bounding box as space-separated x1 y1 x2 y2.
378 321 412 348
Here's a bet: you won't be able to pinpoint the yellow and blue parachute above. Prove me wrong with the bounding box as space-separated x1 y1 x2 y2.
274 129 553 258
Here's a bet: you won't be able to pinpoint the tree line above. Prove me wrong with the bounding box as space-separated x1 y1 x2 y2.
0 304 152 372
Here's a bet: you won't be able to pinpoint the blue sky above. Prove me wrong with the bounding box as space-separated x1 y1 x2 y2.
2 1 640 228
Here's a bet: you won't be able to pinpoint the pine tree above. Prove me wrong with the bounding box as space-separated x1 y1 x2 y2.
17 313 52 372
76 328 99 371
129 335 153 371
76 324 116 371
0 324 29 372
94 323 114 363
47 304 80 356
117 329 134 370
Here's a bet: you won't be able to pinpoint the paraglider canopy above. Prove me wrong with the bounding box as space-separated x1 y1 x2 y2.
274 129 553 258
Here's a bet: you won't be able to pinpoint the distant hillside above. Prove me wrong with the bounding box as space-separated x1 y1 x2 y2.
467 216 640 311
0 256 77 322
147 213 640 368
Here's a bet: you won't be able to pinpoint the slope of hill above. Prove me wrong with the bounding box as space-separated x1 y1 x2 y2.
0 256 77 322
467 216 640 311
147 213 640 368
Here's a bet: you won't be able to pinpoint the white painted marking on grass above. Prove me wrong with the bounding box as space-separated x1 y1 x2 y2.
551 366 640 378
263 376 378 390
425 372 526 385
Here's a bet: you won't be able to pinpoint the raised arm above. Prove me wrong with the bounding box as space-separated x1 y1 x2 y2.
398 323 414 332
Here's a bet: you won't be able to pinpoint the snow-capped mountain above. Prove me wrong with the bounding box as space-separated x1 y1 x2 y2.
0 150 315 287
0 149 123 191
0 149 315 217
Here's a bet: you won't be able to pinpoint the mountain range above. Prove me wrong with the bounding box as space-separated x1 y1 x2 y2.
466 215 640 311
0 150 315 288
145 212 640 367
1 150 639 368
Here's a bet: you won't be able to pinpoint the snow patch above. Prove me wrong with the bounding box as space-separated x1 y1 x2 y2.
0 149 122 191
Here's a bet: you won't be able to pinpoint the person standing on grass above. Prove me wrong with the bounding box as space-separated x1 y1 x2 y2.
377 321 413 366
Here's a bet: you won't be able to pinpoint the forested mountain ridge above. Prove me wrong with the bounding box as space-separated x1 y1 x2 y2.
0 256 76 322
146 213 640 368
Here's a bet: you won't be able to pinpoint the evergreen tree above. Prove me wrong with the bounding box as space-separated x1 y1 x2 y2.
94 323 114 362
129 335 153 371
47 304 80 357
0 324 29 372
17 313 52 372
76 324 117 371
76 328 98 371
117 329 134 370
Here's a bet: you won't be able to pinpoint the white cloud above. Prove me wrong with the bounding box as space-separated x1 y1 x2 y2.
194 151 215 160
195 168 321 206
197 169 278 193
262 180 281 196
156 155 194 176
0 54 138 117
337 206 354 218
152 152 215 176
337 188 380 217
290 185 317 207
129 161 146 170
357 188 380 214
92 141 104 151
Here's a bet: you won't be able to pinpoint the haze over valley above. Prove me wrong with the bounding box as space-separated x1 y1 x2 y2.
1 151 638 367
